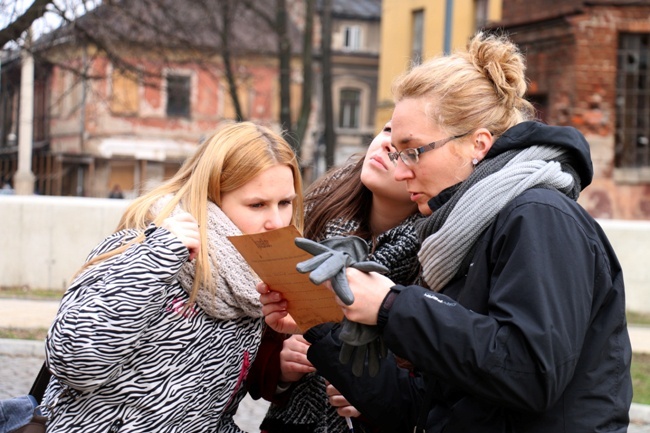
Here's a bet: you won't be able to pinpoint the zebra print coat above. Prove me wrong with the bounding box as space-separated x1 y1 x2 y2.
42 225 264 433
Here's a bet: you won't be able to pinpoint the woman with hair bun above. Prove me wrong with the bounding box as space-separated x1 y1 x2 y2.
260 32 632 432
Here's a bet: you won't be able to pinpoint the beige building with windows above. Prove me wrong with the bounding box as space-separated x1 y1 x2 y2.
313 0 383 168
375 0 502 128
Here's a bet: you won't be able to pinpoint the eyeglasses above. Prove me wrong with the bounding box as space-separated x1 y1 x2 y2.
388 134 467 167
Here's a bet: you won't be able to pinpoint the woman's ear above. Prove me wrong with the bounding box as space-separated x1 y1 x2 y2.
472 128 494 163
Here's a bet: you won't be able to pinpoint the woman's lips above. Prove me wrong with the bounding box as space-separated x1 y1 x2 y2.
370 155 388 170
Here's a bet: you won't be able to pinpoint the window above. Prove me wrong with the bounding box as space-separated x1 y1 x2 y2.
475 0 489 30
527 94 548 124
339 88 361 129
343 25 361 51
616 33 650 168
111 69 139 115
412 10 424 66
166 74 191 117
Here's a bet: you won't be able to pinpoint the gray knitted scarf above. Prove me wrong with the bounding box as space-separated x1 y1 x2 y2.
152 196 263 320
417 145 580 292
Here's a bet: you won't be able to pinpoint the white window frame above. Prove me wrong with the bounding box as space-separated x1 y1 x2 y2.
343 25 361 51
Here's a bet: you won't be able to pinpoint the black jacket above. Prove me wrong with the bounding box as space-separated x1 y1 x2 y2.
305 122 633 433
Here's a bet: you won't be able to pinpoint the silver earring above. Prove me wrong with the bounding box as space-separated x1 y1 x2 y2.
472 158 479 166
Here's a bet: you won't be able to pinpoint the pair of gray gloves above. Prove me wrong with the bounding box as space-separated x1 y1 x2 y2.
295 236 388 377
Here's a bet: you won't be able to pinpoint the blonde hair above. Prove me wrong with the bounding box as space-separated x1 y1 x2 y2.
392 32 536 139
81 121 303 305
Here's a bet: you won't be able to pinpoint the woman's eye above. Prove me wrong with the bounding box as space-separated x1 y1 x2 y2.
279 200 293 207
249 203 264 209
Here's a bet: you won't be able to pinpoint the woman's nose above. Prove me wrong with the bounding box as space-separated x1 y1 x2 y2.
393 159 413 181
382 138 392 153
264 209 284 231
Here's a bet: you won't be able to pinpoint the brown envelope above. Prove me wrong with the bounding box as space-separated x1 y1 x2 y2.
228 225 343 331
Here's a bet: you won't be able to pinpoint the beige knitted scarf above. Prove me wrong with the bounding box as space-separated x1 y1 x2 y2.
152 195 263 320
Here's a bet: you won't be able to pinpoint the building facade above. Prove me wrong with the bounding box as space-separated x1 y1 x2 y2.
295 0 382 172
0 0 384 197
326 0 382 166
493 0 650 219
375 0 502 128
0 1 304 198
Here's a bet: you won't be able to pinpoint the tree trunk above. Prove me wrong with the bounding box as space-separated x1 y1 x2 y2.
321 0 336 169
295 0 314 156
276 0 295 148
219 0 244 120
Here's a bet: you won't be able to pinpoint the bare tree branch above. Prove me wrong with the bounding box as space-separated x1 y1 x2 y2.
0 0 53 48
238 0 275 29
276 0 293 143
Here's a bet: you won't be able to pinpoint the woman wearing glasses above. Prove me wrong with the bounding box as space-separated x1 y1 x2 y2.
261 32 632 432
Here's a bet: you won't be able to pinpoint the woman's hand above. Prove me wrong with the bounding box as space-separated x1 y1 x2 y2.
279 334 316 383
161 212 200 261
325 381 361 418
338 268 393 325
257 282 302 334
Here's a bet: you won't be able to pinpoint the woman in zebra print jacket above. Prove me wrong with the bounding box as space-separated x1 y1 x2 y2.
42 121 304 433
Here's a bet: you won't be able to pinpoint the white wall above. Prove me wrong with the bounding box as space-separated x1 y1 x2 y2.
0 195 129 291
597 219 650 314
0 196 648 313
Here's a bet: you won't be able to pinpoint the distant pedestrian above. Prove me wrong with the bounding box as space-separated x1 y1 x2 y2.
108 184 124 199
0 178 15 195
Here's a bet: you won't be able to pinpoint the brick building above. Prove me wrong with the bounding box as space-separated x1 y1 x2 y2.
0 1 305 198
492 0 650 219
1 0 384 198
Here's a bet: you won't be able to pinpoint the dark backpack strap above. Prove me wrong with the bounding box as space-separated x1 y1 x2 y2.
29 362 51 405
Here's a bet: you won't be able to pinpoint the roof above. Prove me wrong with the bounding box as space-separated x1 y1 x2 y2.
36 0 303 56
493 0 650 29
318 0 381 21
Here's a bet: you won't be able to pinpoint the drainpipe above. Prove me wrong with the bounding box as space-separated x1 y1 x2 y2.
78 47 88 196
443 0 454 55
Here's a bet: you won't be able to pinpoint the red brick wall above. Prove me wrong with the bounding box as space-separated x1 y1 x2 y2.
498 0 584 27
497 2 650 219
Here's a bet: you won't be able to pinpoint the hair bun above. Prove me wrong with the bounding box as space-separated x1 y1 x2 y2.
468 32 528 110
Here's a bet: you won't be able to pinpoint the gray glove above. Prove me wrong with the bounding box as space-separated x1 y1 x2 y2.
295 236 388 305
295 235 389 377
338 319 387 377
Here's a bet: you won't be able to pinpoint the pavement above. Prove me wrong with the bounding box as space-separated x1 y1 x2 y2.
0 299 271 431
1 298 650 432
